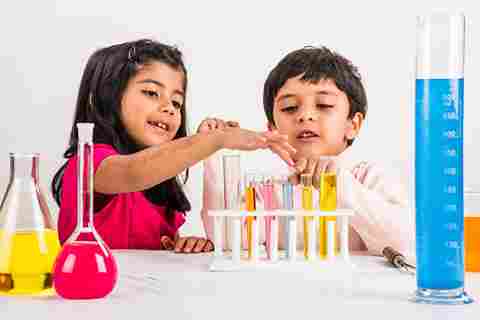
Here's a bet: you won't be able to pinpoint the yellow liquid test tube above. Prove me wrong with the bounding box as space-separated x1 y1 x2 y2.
319 172 337 258
245 183 256 259
301 174 314 259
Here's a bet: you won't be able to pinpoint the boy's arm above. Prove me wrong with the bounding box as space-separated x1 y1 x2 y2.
338 163 414 257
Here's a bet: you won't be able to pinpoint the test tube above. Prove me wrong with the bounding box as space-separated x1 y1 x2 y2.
223 155 241 263
302 174 315 260
414 11 472 304
214 215 223 257
282 176 295 260
318 157 337 260
245 173 258 261
339 215 349 261
263 175 278 261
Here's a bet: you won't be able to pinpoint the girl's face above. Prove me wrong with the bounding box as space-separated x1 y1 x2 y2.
271 75 363 159
121 62 185 147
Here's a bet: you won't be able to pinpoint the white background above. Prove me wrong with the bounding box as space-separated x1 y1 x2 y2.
0 1 478 235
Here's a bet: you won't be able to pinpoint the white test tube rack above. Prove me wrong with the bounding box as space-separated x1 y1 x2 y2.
208 208 354 272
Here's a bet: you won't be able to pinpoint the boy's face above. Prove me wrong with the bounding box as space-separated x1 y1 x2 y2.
270 75 362 159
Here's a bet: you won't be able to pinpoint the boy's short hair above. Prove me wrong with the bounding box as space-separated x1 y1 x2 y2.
263 46 367 146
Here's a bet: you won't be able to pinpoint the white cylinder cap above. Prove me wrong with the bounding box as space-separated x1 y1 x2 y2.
77 123 94 143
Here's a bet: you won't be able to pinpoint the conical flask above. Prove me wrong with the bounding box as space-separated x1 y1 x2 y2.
0 153 60 295
53 123 118 299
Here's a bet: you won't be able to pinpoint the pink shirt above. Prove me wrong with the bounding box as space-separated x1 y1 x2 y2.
57 144 185 249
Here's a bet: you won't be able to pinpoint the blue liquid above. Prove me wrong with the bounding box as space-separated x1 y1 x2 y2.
282 182 294 257
415 78 464 290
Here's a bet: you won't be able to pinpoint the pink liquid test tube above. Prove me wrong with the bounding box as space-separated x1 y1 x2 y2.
53 123 118 299
263 176 276 260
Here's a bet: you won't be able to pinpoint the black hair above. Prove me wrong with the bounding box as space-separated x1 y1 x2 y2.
263 46 367 146
51 39 191 220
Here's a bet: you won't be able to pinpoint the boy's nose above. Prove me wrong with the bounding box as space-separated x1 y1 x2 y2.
297 110 317 122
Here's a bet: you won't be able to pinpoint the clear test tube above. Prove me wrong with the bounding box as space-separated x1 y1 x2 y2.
413 11 472 304
301 174 315 260
223 155 241 263
318 156 337 260
282 176 296 260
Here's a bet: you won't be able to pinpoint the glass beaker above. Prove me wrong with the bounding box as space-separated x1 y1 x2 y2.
52 123 117 299
414 11 472 304
0 153 60 295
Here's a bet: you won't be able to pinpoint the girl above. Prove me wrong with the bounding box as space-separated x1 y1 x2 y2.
52 39 295 253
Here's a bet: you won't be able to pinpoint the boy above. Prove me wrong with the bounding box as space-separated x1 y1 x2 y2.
202 46 412 256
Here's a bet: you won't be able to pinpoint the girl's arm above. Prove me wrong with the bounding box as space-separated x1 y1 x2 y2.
95 127 292 194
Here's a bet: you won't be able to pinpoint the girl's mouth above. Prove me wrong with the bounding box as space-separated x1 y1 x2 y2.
147 120 169 133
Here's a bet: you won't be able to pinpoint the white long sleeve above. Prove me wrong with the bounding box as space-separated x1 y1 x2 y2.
337 163 414 256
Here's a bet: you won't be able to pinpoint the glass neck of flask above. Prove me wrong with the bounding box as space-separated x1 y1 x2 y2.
10 153 39 182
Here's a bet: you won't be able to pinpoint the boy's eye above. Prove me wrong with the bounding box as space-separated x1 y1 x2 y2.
317 104 333 109
281 106 298 113
142 89 159 98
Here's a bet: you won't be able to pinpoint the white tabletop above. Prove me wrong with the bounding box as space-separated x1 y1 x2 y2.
1 250 480 319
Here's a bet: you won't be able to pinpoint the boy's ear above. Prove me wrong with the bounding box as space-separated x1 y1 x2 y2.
346 112 364 140
267 122 276 131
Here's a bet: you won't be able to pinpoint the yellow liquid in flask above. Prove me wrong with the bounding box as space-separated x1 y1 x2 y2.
0 229 60 295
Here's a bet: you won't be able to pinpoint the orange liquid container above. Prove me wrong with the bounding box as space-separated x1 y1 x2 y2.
464 215 480 272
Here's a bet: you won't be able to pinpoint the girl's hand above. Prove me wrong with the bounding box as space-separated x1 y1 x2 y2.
220 128 296 166
197 117 239 133
174 236 214 254
160 235 214 253
289 157 336 189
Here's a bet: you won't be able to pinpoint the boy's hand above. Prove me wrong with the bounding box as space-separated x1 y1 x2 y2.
197 117 239 133
290 157 336 189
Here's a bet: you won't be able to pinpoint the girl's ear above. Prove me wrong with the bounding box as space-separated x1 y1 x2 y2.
345 112 364 140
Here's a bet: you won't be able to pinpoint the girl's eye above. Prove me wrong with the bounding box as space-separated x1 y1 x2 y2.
172 101 183 110
281 106 298 113
142 89 159 98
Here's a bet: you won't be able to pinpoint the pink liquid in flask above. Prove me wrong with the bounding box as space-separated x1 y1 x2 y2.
53 241 117 299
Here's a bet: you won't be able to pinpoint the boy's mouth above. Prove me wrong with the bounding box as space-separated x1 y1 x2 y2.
296 130 319 140
147 120 169 133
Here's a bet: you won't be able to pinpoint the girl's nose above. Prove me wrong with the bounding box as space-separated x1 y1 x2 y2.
159 102 176 116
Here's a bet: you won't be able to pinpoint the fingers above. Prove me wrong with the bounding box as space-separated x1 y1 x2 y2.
269 142 295 167
183 237 199 253
203 240 214 252
293 158 308 174
161 236 175 250
192 239 207 253
174 237 214 254
173 237 187 252
304 158 317 176
288 173 300 185
197 119 216 133
312 158 336 189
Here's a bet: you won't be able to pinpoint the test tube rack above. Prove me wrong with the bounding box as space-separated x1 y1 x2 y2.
208 208 354 272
